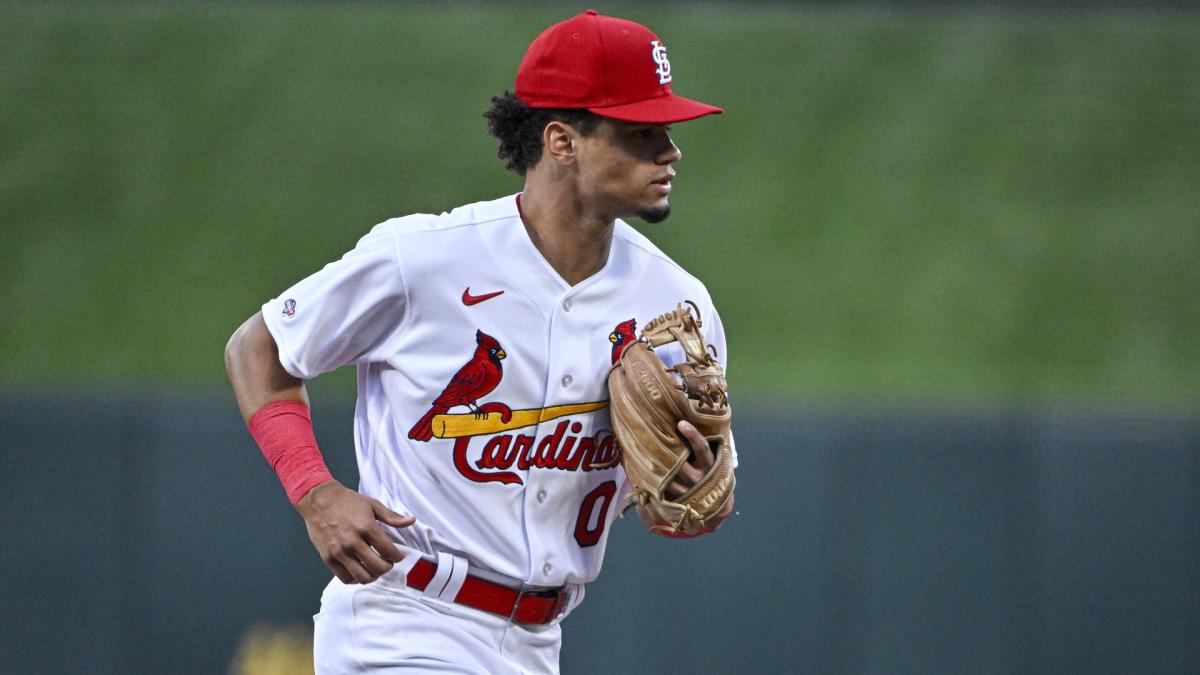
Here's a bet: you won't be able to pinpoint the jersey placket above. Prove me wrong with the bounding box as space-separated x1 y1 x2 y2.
521 291 584 587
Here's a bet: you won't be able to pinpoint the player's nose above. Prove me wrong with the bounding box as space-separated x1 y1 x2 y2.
658 137 682 164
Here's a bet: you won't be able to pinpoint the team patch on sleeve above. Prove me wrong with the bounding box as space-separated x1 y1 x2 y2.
282 298 297 318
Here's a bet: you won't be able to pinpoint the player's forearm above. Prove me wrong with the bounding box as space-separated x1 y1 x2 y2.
225 311 309 422
227 312 336 506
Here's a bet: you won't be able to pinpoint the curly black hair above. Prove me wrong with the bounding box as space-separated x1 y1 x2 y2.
484 91 601 176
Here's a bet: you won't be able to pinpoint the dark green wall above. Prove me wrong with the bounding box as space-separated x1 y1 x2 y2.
1 394 1195 674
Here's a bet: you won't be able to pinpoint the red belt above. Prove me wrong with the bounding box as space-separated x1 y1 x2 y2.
406 558 569 625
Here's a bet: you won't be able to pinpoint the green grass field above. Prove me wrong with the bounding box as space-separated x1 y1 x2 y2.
2 2 1197 402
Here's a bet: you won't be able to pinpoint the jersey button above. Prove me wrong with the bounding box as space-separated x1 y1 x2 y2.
543 562 552 576
536 490 547 503
561 374 572 387
563 299 573 311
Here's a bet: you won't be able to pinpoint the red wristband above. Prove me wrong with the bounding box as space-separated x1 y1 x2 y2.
247 400 335 506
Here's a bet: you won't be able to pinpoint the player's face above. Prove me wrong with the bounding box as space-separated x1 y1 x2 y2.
575 119 682 224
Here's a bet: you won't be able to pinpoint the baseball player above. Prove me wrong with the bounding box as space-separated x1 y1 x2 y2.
225 10 736 674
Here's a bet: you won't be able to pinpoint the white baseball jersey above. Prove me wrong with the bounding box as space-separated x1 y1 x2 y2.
262 193 728 595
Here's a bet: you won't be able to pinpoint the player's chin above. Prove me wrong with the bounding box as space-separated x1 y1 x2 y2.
636 198 672 224
637 204 671 224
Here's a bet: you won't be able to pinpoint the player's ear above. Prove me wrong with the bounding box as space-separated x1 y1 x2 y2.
543 121 577 166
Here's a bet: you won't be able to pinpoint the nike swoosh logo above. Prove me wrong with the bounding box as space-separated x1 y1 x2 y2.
462 287 505 306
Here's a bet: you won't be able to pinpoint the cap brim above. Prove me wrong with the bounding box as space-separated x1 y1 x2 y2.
588 93 723 124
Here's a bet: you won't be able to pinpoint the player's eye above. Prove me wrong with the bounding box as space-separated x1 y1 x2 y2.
636 125 671 140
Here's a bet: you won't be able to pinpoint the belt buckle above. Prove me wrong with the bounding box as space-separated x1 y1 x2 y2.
549 585 573 622
508 585 572 625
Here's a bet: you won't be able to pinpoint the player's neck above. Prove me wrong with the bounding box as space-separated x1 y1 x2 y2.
517 186 614 287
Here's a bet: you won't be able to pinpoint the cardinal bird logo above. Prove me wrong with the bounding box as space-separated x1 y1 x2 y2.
609 318 637 364
408 330 508 442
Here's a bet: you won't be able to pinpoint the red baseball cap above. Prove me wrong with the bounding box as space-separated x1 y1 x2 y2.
515 9 723 124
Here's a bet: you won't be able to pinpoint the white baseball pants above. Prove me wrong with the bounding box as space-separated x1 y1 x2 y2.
313 564 562 674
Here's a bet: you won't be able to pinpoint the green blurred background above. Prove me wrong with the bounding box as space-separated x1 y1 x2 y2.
3 1 1196 401
1 2 1197 674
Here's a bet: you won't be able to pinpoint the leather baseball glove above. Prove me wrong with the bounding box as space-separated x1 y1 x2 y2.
607 300 735 536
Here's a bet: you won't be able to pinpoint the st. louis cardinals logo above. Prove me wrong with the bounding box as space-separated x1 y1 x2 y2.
407 327 634 486
406 324 640 547
650 40 671 85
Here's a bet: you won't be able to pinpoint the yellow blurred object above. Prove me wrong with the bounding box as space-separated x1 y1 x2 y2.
229 623 314 675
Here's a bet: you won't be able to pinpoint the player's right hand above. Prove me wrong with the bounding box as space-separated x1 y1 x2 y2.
295 480 417 585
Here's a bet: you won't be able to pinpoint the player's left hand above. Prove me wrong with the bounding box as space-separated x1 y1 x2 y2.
638 420 735 535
